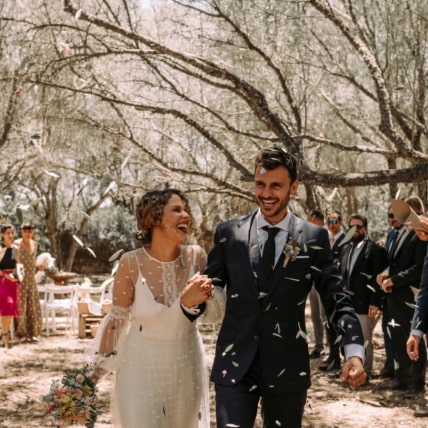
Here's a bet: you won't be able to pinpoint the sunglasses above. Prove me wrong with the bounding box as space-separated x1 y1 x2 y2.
21 228 35 231
327 219 338 225
349 224 364 230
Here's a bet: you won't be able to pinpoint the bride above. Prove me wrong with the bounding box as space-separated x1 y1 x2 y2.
88 189 225 428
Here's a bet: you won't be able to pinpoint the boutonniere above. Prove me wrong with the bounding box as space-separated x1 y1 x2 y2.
283 235 301 267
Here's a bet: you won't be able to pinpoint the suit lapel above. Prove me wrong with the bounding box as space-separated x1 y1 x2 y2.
246 211 261 275
271 212 304 285
393 227 411 258
236 211 264 295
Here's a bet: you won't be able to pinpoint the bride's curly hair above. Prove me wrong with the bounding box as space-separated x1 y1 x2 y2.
135 189 194 244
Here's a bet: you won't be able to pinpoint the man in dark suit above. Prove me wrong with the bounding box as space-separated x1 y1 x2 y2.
337 214 388 377
406 213 428 416
326 210 345 261
205 147 366 428
318 210 345 371
377 205 427 395
307 209 327 359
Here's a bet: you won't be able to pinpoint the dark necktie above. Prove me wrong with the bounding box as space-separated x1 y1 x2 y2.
388 230 399 260
262 226 280 280
345 244 355 290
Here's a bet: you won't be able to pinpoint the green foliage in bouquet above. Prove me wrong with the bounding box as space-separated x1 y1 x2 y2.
42 363 98 428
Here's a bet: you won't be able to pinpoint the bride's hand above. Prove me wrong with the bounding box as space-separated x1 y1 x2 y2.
180 272 214 307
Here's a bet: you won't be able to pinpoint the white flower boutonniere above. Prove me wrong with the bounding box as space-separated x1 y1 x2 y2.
283 236 301 267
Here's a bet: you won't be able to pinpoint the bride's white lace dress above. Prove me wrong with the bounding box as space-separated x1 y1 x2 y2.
88 244 224 428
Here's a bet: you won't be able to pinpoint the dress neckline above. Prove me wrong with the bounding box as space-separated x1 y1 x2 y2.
142 246 182 264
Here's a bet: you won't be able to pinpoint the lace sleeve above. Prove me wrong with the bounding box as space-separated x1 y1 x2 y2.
85 253 137 371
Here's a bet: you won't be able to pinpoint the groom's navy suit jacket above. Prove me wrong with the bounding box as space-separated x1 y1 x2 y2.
205 210 364 393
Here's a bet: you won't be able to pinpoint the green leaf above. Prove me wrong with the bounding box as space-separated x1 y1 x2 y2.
44 170 61 179
30 198 42 206
16 206 23 223
19 56 30 70
108 249 123 262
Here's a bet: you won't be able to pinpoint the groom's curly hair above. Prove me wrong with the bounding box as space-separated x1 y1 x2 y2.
254 146 298 183
135 189 194 244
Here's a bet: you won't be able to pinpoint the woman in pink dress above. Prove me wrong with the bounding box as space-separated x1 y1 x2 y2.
0 224 19 348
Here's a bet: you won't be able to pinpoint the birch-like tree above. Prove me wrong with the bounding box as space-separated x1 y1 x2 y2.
1 0 428 263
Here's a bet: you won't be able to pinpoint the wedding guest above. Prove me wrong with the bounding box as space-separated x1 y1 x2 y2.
87 189 223 428
0 224 19 348
326 210 345 260
377 202 427 395
307 209 326 358
205 147 366 428
15 222 42 342
337 214 387 377
406 215 428 416
376 206 399 379
318 210 345 372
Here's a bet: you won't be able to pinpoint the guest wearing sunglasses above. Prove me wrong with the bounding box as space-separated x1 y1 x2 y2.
326 211 344 262
337 214 388 379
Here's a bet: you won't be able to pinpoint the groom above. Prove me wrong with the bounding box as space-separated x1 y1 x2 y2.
204 146 366 428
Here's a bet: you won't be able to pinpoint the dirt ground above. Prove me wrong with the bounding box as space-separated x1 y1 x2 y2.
1 306 427 428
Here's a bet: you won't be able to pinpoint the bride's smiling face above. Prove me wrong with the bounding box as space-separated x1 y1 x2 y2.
155 194 191 244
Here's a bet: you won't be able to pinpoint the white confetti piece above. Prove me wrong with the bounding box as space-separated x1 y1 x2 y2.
277 369 285 377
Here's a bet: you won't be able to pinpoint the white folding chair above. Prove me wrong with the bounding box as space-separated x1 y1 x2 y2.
79 277 114 307
39 284 78 336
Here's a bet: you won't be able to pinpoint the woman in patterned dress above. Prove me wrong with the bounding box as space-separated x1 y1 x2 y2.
15 222 42 342
88 189 224 428
0 224 19 348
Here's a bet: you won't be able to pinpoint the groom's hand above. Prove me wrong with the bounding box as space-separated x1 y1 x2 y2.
340 356 367 388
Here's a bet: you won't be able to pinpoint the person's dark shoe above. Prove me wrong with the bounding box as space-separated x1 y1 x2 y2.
378 380 408 391
318 358 340 372
309 349 324 359
404 386 425 398
414 407 428 417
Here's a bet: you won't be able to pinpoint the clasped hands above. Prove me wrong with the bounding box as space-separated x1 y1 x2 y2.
341 356 367 388
180 271 214 308
376 271 393 293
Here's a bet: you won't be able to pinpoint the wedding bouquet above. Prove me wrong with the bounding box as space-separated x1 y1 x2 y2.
42 364 98 427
